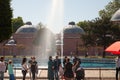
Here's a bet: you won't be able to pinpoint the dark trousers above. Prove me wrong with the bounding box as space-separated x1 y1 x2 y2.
0 71 4 80
54 69 59 80
31 71 36 80
22 70 27 80
116 67 120 80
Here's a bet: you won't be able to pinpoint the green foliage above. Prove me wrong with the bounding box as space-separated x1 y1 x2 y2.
0 0 12 42
99 0 120 19
77 20 97 46
12 17 24 33
77 0 120 57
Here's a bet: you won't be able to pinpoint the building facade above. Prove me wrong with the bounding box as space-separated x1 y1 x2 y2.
0 22 104 57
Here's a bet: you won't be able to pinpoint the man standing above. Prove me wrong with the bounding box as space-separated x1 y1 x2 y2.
0 57 6 80
48 56 54 80
30 56 38 80
54 56 61 80
115 56 120 80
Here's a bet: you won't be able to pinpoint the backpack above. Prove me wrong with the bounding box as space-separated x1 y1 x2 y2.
76 67 85 79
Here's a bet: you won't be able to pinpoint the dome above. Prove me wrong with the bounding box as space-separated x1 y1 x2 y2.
63 25 85 34
15 24 38 34
111 8 120 22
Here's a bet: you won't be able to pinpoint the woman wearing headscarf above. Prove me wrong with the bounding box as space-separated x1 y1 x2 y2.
48 56 54 80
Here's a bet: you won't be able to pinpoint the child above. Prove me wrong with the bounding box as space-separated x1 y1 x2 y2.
8 60 15 80
59 64 64 80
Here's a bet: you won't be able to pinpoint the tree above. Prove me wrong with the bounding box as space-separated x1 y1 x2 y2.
77 0 120 57
98 0 120 57
77 20 97 47
0 0 12 42
12 17 24 33
99 0 120 19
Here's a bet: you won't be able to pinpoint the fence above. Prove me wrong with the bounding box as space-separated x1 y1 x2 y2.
4 68 117 80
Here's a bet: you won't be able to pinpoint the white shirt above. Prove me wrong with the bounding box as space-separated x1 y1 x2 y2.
22 63 27 71
115 57 120 68
0 61 6 72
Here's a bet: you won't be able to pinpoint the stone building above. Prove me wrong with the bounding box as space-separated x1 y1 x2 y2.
56 22 104 56
0 22 56 57
56 22 85 56
0 22 104 57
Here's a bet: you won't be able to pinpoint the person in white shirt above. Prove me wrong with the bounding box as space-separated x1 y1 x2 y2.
115 56 120 80
0 57 6 80
21 57 28 80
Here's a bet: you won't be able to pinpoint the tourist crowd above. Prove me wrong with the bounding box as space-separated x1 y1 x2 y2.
0 56 38 80
0 56 85 80
1 55 120 80
48 55 84 80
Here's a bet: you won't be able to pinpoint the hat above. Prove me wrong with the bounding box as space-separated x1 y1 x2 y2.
8 60 12 64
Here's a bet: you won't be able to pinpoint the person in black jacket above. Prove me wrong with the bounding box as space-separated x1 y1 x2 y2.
64 58 74 80
54 56 61 80
48 56 54 80
30 57 38 80
63 56 67 68
73 56 81 71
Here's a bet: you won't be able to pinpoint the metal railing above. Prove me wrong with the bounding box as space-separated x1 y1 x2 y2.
4 68 116 80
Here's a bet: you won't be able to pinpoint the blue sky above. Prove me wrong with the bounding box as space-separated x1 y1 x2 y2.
11 0 112 33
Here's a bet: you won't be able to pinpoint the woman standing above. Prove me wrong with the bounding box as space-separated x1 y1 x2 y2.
21 57 28 80
64 58 74 80
48 56 54 80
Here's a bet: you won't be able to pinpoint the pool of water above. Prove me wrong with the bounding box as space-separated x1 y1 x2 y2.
80 58 115 68
12 58 116 68
80 62 115 68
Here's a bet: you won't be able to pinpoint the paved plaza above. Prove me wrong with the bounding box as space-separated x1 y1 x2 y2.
4 68 118 80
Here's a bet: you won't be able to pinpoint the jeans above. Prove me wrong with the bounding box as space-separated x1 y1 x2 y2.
10 74 15 80
0 71 4 80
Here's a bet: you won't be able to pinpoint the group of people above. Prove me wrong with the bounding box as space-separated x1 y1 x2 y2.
21 56 38 80
1 55 120 80
48 55 84 80
0 56 38 80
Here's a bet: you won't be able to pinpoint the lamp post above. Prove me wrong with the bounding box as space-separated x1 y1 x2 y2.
76 41 79 56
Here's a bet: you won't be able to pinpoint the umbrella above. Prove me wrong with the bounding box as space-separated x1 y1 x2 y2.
105 41 120 55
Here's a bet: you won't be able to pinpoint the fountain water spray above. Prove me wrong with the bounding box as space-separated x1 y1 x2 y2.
35 0 64 67
46 0 64 62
